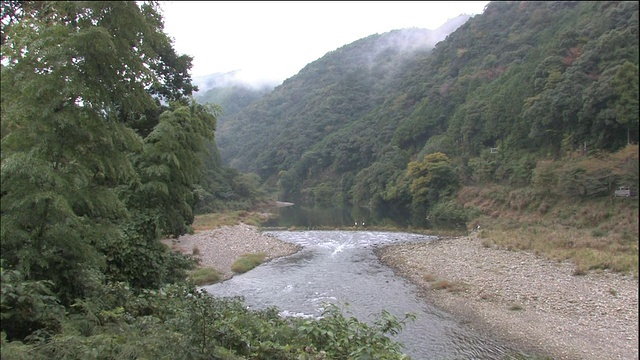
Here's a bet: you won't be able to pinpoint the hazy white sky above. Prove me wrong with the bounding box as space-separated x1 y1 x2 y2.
160 1 490 86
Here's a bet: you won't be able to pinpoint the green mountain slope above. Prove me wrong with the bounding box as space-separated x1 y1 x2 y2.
213 16 471 173
211 1 638 223
196 84 271 131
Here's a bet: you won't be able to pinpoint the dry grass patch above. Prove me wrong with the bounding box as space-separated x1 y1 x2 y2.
422 273 437 282
192 213 238 231
476 220 638 277
192 211 271 231
460 148 638 278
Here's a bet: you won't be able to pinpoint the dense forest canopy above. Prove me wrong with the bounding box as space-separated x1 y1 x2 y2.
1 0 214 299
1 1 638 358
208 1 638 226
0 2 420 358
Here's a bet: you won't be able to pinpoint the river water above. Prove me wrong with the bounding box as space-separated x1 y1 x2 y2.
203 230 525 359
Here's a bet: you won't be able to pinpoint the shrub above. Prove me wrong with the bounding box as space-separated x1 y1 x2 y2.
294 303 415 359
0 268 65 342
509 304 524 311
230 253 267 273
429 198 475 228
189 267 222 285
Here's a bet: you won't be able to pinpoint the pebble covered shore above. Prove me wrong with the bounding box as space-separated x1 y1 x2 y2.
168 223 301 280
169 225 638 359
375 234 639 360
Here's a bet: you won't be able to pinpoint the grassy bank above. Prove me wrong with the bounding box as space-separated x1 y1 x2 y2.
193 184 639 278
192 210 272 230
231 253 268 273
460 185 639 277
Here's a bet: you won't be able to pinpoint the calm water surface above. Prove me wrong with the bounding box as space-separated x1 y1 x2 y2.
204 230 528 359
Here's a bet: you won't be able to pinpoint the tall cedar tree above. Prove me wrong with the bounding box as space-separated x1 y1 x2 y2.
1 1 216 303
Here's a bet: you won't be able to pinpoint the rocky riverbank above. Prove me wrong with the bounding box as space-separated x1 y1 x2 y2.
375 234 639 360
166 223 301 280
166 225 637 359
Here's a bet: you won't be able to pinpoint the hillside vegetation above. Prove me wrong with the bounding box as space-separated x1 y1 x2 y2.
1 1 637 358
210 1 638 232
1 2 417 358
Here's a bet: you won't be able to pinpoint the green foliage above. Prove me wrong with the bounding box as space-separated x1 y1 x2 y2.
311 182 337 207
531 146 637 198
294 303 414 359
2 285 413 359
406 153 460 208
428 199 477 228
188 267 222 286
196 165 267 214
196 83 271 119
0 2 416 357
533 160 559 193
1 0 210 313
126 102 218 237
208 0 638 224
352 150 408 209
2 1 637 356
0 0 169 302
230 253 267 274
0 266 65 342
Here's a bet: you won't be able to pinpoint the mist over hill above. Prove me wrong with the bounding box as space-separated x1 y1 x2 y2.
207 15 473 172
200 2 638 224
192 70 276 95
194 14 472 122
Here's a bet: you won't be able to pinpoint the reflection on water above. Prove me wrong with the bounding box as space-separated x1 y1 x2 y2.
262 204 428 229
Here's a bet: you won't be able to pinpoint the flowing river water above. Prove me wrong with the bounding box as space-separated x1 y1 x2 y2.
203 230 527 359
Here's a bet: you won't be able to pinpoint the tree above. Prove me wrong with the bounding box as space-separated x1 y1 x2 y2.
406 152 459 212
126 102 217 237
610 61 639 145
1 1 204 301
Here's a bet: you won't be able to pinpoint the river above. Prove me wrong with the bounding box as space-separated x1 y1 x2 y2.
203 230 528 359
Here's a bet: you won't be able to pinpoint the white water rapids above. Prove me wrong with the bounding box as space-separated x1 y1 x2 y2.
203 230 527 359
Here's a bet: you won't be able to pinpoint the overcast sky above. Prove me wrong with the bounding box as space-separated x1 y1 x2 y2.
160 1 490 86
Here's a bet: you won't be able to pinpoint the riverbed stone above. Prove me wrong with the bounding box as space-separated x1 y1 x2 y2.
168 227 638 359
167 223 301 280
375 234 639 360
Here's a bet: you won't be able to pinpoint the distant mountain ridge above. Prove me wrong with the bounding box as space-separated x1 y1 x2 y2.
193 14 471 95
192 70 247 94
208 15 473 175
200 2 638 219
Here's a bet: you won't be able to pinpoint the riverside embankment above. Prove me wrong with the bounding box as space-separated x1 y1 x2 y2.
169 224 638 359
375 234 639 360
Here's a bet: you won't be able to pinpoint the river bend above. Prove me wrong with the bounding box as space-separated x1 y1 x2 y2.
203 230 522 359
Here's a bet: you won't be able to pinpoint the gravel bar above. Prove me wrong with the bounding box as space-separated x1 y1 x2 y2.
374 234 638 360
168 226 638 359
168 223 301 280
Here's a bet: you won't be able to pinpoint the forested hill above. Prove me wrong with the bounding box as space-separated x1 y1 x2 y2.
196 84 271 120
210 1 638 222
212 15 471 172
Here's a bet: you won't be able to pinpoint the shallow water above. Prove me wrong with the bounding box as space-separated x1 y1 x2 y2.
203 230 524 359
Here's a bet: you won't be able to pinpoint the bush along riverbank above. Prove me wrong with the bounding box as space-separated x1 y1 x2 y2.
4 218 421 359
1 271 416 359
370 183 638 360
